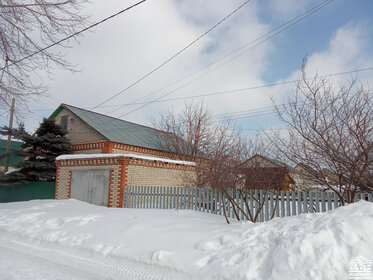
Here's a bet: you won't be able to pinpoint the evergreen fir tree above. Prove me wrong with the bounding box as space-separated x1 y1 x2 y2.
0 118 72 185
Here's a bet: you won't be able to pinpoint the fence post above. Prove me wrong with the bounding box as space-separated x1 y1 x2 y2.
286 191 290 217
134 186 138 208
227 189 231 218
303 191 308 213
309 191 314 213
142 186 146 209
280 190 285 217
275 191 280 217
202 189 206 212
161 187 165 209
297 191 302 215
269 190 274 219
321 192 326 212
258 189 263 222
240 190 245 220
291 191 296 216
156 186 160 209
181 187 185 209
186 187 190 210
315 191 320 213
143 186 146 209
146 186 150 209
234 189 239 220
171 186 174 209
327 192 332 211
195 187 199 210
137 186 141 208
149 186 152 208
206 188 210 213
265 191 269 221
333 192 338 209
214 188 218 214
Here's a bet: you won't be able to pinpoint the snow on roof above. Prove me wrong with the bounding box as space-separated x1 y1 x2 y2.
56 153 196 166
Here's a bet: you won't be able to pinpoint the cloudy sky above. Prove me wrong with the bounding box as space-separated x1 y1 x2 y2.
2 0 373 134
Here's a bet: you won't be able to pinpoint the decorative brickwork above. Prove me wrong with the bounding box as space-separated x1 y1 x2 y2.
71 141 106 153
108 166 123 207
55 154 196 207
55 167 72 199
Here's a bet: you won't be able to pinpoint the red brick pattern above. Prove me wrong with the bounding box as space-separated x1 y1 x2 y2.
55 155 195 207
71 140 191 161
71 141 106 152
55 167 72 199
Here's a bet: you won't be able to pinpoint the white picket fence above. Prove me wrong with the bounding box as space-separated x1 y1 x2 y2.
123 185 373 222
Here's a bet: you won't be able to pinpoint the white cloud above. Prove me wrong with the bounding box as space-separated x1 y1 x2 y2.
267 0 313 20
2 1 372 136
271 21 373 106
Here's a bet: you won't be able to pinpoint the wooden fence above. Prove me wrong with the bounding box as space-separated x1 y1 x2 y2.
123 186 373 222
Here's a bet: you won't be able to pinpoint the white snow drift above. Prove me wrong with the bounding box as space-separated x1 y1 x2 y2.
0 199 372 279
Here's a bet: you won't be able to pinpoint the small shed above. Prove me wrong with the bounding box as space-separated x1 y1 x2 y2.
55 154 196 207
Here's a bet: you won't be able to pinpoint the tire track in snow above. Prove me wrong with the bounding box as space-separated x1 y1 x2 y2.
0 233 192 280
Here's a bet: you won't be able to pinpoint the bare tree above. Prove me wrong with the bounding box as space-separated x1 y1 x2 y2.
154 102 277 223
271 63 373 204
0 0 88 111
154 102 250 185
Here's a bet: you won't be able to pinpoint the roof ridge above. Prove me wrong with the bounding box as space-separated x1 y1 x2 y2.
62 103 162 133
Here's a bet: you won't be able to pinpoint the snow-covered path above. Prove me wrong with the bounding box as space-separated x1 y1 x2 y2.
0 199 372 279
0 231 190 280
0 244 94 280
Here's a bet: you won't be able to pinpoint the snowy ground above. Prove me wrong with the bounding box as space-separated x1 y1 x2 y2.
0 199 372 280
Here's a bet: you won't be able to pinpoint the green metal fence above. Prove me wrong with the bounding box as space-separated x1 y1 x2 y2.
124 186 373 222
0 182 55 203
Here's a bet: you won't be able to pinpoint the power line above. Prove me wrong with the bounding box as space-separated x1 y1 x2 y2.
109 0 335 116
27 103 284 137
0 0 148 71
118 63 371 118
134 66 373 104
91 0 252 110
30 65 373 114
118 0 336 118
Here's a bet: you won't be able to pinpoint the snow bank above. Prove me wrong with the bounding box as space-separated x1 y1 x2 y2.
56 153 196 166
0 199 372 279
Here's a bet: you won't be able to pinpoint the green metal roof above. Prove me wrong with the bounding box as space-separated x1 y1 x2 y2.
52 104 172 152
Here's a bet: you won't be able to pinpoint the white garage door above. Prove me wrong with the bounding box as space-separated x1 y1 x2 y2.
70 170 110 206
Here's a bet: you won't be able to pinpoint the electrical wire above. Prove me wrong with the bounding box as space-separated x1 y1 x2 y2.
91 0 252 110
118 0 336 118
0 0 148 71
107 0 335 116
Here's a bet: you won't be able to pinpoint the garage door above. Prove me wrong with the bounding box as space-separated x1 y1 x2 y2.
70 170 110 206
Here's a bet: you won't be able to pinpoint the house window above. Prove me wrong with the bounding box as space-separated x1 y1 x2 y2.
61 116 68 131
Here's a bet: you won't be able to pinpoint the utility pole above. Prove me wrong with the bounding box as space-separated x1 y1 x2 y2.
4 98 15 172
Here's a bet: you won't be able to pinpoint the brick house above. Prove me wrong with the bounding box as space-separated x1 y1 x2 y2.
294 163 322 189
242 154 301 190
50 104 196 207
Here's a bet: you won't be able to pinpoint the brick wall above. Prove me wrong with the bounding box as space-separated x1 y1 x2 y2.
54 107 106 144
127 163 195 187
127 165 195 187
111 142 192 161
55 155 196 207
55 167 71 199
55 156 127 207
